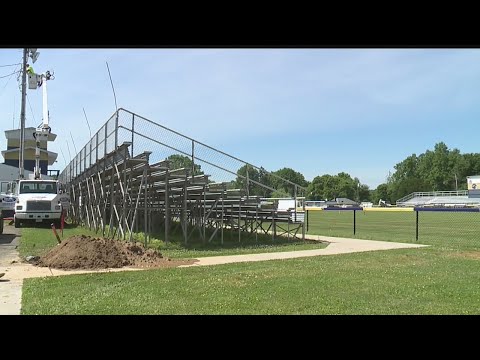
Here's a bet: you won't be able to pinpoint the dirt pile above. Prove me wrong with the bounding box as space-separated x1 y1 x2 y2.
34 235 197 270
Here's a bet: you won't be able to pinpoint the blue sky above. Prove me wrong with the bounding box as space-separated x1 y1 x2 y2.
1 48 480 189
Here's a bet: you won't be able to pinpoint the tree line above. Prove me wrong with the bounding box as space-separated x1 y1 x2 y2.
165 142 479 204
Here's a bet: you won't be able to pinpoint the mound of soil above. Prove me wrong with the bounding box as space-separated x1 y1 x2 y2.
34 235 197 270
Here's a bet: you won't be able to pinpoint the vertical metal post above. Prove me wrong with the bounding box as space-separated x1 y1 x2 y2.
165 169 169 243
183 178 188 245
104 123 108 157
255 203 258 243
221 190 224 245
353 209 356 235
231 204 234 237
108 164 115 238
294 185 297 222
306 209 309 232
203 184 206 243
131 114 135 158
95 131 99 163
191 141 195 179
19 48 27 179
144 168 148 246
122 147 128 240
272 210 276 241
238 202 241 242
114 111 119 150
246 166 250 199
416 210 419 241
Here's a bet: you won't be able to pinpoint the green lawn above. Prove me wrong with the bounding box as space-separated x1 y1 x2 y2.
307 210 480 249
19 224 99 258
22 247 480 314
20 210 480 314
18 223 326 259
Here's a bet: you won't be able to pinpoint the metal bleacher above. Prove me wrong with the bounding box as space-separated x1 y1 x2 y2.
395 190 480 207
59 109 307 245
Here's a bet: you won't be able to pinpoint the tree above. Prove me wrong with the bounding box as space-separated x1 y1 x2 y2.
358 184 371 202
271 167 308 197
235 165 272 197
166 154 203 175
372 183 389 204
306 172 368 202
385 142 476 202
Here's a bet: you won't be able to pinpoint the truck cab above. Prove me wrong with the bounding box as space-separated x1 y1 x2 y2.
14 179 70 228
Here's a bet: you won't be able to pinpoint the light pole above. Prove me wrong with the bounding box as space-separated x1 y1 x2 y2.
455 173 458 191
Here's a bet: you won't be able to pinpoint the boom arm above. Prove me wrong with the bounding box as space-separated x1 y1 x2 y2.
34 71 54 179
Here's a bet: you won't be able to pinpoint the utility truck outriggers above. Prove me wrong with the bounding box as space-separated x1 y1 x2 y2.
14 66 70 228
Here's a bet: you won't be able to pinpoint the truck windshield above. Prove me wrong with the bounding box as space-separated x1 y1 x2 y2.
19 182 57 194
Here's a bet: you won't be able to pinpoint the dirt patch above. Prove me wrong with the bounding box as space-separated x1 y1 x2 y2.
33 235 197 270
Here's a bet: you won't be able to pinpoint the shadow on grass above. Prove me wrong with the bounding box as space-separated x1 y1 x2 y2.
141 227 318 254
52 222 321 255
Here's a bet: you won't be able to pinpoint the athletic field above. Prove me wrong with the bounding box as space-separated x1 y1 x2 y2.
306 209 480 249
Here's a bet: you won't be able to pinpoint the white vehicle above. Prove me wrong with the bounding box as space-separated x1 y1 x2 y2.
0 181 17 218
14 179 69 228
13 62 70 228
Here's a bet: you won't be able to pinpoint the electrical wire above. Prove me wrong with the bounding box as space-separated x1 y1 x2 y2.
0 70 20 79
0 64 19 96
0 63 21 68
26 93 37 126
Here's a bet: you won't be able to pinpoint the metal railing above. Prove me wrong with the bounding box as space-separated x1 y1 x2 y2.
396 190 469 205
59 108 307 198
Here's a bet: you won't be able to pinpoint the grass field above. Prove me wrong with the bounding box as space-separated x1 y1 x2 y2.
307 209 480 249
20 209 480 314
18 222 327 259
21 247 480 314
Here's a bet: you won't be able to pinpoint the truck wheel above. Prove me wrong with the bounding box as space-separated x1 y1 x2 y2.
14 218 21 228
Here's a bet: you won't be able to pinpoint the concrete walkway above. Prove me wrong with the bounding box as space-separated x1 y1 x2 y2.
0 228 428 315
182 234 429 266
0 224 23 315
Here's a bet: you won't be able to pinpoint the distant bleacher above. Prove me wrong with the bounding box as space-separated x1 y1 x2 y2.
396 190 480 207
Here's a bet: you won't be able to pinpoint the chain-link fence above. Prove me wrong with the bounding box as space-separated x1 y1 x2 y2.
306 208 480 249
59 108 306 198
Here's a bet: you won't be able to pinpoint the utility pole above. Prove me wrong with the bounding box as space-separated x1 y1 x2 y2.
19 48 27 179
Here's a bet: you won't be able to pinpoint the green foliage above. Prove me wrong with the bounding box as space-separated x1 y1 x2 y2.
387 142 478 202
307 173 370 202
270 188 290 198
166 154 203 175
371 183 389 204
235 165 273 197
271 168 308 196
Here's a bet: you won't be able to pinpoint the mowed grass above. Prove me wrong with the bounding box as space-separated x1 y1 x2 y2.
19 224 99 258
18 222 326 260
21 210 480 314
22 247 480 314
307 210 480 250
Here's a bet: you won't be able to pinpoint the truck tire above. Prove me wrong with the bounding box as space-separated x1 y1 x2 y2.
14 217 21 229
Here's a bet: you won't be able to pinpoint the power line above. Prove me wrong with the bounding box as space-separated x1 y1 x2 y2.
0 64 19 96
0 63 21 68
26 93 37 126
106 62 118 112
70 132 78 154
0 70 20 79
